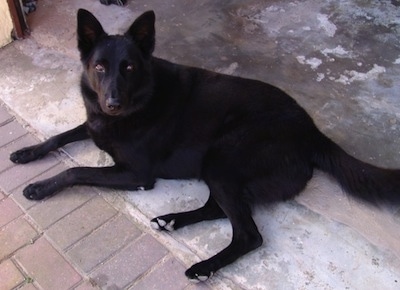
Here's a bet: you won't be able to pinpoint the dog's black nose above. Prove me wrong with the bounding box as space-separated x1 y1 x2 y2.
106 98 122 111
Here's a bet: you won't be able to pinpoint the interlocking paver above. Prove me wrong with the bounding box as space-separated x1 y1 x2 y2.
0 120 27 148
0 259 25 290
46 197 117 250
91 234 169 289
27 186 97 230
18 283 38 290
11 162 70 211
28 188 97 229
73 279 99 290
0 104 13 125
0 217 38 261
129 257 190 290
0 154 59 193
67 214 142 272
0 134 38 173
0 197 23 227
14 237 82 290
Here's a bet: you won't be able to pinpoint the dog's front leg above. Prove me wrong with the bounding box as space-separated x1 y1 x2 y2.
23 166 154 200
10 123 89 164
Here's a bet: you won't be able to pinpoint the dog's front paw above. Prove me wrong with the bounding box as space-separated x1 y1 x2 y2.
150 217 176 232
10 146 41 164
23 182 55 200
185 261 214 283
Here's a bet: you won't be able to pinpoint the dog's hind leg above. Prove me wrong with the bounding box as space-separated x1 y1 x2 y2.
151 195 226 232
184 169 263 282
10 123 89 164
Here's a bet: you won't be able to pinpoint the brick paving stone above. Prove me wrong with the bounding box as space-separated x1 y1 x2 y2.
0 154 59 193
18 283 38 290
0 104 13 125
32 186 97 225
67 214 142 272
27 186 97 230
73 279 100 290
0 147 15 174
14 237 82 290
0 197 23 227
46 197 117 250
10 191 39 212
0 134 38 173
0 259 25 290
0 120 28 148
11 162 70 211
0 217 38 261
91 234 169 289
129 257 190 290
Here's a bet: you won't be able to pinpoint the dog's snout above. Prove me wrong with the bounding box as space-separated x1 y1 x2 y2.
106 98 122 111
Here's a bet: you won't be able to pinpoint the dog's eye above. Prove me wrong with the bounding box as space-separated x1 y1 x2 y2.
126 64 134 72
95 64 105 73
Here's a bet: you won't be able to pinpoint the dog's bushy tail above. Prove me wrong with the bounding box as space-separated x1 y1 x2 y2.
312 133 400 206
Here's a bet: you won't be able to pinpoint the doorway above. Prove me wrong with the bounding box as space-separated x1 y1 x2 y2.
0 0 29 48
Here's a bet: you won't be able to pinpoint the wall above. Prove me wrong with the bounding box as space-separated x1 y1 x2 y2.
0 0 13 47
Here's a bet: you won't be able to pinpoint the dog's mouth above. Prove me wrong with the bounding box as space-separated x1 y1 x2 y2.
105 108 123 116
103 106 125 116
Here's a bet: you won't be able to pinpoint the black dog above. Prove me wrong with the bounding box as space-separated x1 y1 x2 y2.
10 9 400 282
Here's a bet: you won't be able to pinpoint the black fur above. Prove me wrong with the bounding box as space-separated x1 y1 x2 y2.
10 9 400 282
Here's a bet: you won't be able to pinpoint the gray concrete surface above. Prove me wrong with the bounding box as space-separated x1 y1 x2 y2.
1 0 400 289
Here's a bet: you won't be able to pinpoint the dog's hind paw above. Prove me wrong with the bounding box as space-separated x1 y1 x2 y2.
150 217 175 232
188 274 211 283
185 262 214 283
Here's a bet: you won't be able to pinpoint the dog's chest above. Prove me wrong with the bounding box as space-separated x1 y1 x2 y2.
86 116 166 160
87 117 132 152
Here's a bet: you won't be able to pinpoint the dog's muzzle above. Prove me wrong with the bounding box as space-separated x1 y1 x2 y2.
106 98 122 112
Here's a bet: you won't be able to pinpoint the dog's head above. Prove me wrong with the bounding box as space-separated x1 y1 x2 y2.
77 9 155 116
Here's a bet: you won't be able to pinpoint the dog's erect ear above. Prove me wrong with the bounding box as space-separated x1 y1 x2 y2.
77 9 106 59
125 11 156 58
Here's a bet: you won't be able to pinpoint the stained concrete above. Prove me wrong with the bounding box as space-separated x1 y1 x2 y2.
1 0 400 289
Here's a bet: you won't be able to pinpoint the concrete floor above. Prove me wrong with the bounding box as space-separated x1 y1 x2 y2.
1 0 400 289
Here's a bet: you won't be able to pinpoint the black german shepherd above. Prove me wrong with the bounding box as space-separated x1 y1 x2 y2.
10 9 400 282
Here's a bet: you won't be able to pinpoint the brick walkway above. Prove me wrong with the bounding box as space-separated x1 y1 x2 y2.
0 104 210 290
